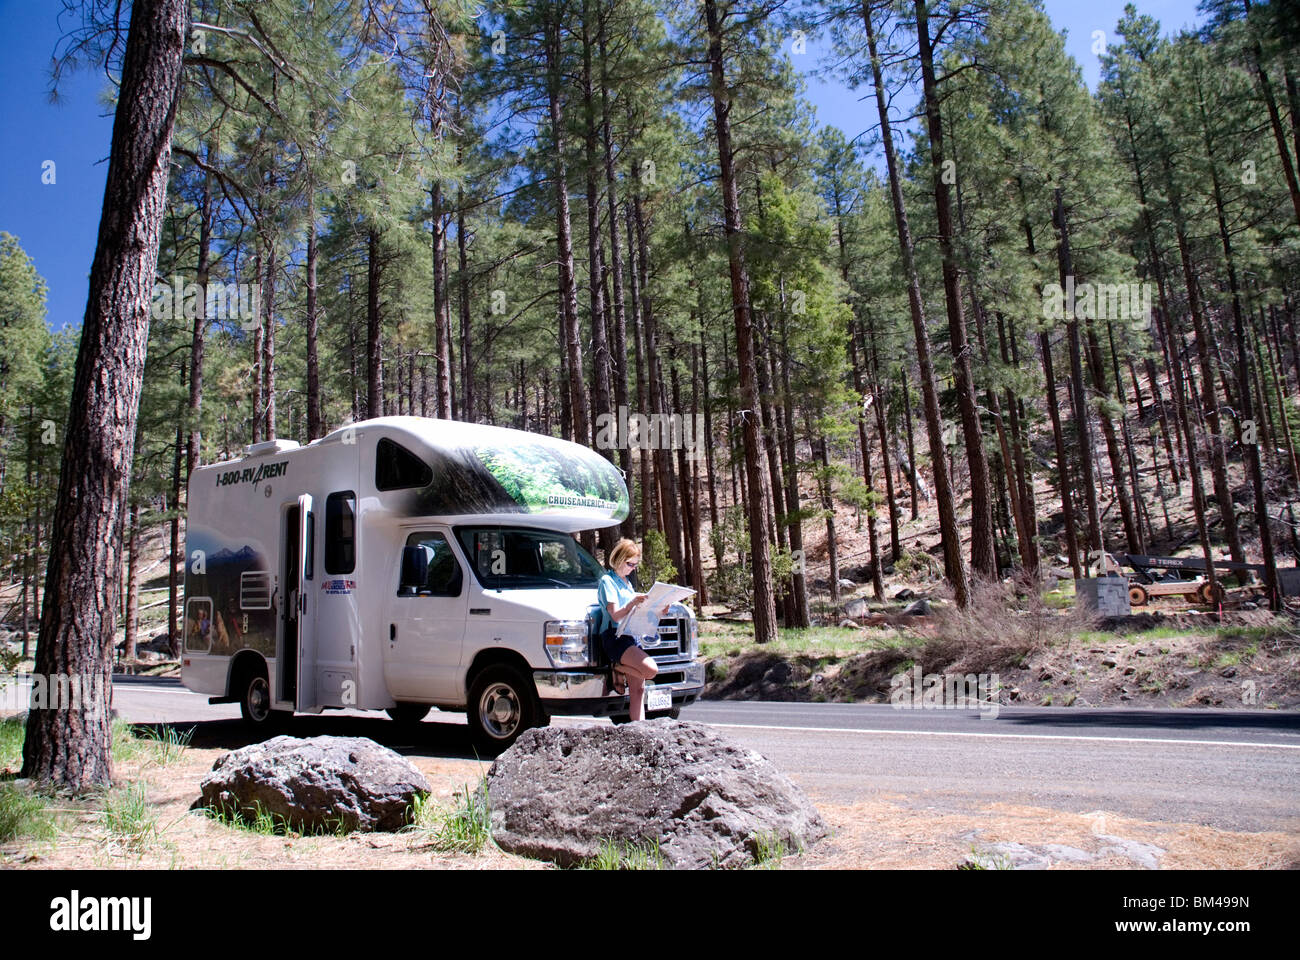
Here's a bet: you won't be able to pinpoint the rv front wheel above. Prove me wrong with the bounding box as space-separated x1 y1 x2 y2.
467 664 540 753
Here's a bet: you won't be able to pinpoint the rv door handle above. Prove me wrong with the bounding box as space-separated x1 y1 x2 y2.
390 623 396 642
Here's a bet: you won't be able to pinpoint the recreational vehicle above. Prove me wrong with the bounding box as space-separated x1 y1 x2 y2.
180 417 705 751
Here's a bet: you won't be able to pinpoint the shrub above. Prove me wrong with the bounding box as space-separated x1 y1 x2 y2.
638 529 677 586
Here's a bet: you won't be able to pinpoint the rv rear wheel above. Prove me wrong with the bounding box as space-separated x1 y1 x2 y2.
234 661 288 734
467 664 542 753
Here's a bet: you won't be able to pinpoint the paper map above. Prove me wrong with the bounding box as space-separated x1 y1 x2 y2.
617 580 695 638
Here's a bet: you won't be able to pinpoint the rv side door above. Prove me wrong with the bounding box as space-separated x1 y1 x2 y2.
295 494 319 713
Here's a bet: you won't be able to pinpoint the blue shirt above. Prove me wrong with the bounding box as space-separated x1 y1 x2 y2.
596 570 637 635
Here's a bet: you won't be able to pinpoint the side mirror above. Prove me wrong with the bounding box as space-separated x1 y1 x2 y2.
400 546 428 595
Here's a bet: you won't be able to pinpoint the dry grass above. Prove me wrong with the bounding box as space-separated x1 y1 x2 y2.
920 576 1098 675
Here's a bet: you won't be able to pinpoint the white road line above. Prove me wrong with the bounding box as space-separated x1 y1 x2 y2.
705 722 1300 750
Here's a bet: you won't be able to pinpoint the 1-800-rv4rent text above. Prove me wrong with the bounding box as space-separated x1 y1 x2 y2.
181 417 704 751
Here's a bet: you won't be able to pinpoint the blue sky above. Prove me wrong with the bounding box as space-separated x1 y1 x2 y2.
0 0 1205 334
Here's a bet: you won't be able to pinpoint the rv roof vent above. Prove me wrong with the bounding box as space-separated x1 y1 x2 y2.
243 439 301 458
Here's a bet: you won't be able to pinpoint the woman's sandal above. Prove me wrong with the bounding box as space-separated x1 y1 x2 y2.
611 668 628 696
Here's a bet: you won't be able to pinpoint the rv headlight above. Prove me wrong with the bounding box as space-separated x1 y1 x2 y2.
544 620 591 667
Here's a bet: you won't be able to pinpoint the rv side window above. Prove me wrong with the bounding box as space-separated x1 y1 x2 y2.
325 492 356 574
397 532 463 597
375 438 433 491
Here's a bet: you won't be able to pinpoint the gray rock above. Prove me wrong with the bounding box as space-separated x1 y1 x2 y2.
892 588 917 601
837 578 857 590
842 598 870 619
193 735 430 833
838 619 860 629
902 599 931 616
486 720 828 869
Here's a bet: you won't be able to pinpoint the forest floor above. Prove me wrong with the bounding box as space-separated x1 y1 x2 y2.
1 715 1294 870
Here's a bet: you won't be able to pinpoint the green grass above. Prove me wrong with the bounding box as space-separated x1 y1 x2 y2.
0 783 57 842
111 718 148 762
135 724 193 765
103 783 158 850
748 830 792 870
409 781 491 854
202 799 350 837
0 715 24 771
581 836 664 870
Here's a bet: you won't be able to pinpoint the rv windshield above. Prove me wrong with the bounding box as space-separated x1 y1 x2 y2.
455 526 606 590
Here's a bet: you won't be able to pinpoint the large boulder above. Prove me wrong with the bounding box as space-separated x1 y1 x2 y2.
193 735 429 833
486 719 827 868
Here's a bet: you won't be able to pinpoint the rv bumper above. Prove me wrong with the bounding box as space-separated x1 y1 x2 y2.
534 661 706 717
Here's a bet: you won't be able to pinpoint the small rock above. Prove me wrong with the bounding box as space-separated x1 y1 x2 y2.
1122 666 1136 676
1102 657 1118 668
1135 649 1149 657
1038 669 1053 682
842 598 870 619
193 736 430 833
838 619 860 630
837 578 857 590
892 588 916 601
1241 602 1258 611
1007 687 1021 700
902 599 931 616
1220 666 1237 678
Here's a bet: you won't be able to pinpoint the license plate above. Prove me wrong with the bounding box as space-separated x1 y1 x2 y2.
646 686 672 712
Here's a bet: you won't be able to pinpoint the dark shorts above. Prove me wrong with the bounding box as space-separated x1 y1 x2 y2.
600 626 642 665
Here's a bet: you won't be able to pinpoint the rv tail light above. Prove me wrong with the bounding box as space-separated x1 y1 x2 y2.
543 620 591 667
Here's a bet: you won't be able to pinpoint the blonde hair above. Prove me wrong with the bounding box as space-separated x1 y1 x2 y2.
608 538 640 570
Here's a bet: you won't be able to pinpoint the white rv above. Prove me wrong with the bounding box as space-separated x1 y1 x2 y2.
180 416 704 751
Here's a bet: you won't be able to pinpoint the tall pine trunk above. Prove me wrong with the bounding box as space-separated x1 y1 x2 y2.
704 0 778 641
23 0 187 791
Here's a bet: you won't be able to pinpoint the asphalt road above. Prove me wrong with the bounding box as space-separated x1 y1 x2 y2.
105 677 1300 834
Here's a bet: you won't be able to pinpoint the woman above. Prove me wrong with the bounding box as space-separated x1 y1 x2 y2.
596 538 666 721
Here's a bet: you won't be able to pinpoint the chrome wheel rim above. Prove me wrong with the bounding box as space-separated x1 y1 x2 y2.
478 683 521 739
248 677 270 722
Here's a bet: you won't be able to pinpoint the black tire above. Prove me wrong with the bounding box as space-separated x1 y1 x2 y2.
1128 584 1148 607
646 707 681 721
386 703 431 725
466 664 542 754
236 663 288 733
610 713 632 725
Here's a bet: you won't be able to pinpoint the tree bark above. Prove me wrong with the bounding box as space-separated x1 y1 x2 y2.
863 0 966 603
23 0 186 791
914 0 997 580
704 0 778 641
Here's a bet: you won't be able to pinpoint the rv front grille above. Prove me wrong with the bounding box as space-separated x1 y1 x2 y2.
643 618 686 660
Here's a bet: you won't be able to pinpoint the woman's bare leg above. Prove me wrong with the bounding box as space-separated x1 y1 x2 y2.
620 647 659 720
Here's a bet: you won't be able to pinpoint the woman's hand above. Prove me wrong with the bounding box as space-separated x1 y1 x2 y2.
632 594 648 606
